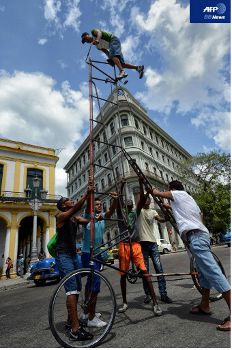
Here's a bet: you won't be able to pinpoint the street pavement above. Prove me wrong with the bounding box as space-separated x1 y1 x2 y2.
0 245 230 348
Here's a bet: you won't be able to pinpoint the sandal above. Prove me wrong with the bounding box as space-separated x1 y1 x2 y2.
216 316 231 331
190 305 212 315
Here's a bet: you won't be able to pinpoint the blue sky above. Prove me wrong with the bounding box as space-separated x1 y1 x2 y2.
0 0 230 195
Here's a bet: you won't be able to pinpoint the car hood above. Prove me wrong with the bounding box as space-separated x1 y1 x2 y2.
31 258 56 271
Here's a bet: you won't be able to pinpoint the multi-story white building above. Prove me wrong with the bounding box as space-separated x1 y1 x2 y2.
64 87 196 249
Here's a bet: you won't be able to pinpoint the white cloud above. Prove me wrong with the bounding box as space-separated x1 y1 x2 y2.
121 35 141 63
57 59 68 69
0 70 89 196
191 111 231 152
132 0 230 151
38 38 48 45
43 0 81 35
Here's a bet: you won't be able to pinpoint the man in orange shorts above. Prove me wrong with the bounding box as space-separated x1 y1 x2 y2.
117 179 163 316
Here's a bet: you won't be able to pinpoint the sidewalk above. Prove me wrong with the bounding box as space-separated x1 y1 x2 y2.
0 276 30 292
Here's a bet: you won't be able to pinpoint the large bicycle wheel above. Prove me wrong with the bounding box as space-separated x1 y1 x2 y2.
190 251 226 302
48 268 116 348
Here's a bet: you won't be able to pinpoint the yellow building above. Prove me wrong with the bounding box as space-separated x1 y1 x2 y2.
0 138 59 277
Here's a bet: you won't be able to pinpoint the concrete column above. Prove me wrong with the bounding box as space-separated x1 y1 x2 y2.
3 227 10 266
45 227 50 257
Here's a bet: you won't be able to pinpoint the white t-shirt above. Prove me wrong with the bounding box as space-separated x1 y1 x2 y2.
170 191 209 238
138 208 160 242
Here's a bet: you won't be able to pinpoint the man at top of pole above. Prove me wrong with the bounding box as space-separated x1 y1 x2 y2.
81 28 144 80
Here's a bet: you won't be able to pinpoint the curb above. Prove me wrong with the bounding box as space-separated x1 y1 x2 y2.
0 279 30 292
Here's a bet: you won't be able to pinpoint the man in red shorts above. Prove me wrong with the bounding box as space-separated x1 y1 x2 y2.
117 179 162 316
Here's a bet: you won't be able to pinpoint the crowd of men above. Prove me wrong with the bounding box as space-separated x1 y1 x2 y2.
55 176 231 341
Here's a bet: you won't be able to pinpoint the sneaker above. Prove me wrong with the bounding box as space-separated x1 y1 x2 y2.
69 327 93 341
161 295 173 304
153 304 163 317
137 65 144 79
80 312 102 321
118 303 128 313
87 316 107 328
116 70 128 80
144 295 152 304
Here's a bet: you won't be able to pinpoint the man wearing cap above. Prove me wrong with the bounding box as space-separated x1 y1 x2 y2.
55 181 94 342
81 29 144 80
116 178 163 316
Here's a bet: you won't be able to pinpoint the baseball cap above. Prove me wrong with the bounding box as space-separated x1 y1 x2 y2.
81 32 89 44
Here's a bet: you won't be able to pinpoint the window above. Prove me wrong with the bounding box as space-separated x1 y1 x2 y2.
145 162 149 171
75 181 78 190
112 145 116 155
87 149 90 160
167 158 170 165
26 168 43 198
156 151 159 158
115 167 120 177
98 159 102 169
110 121 115 135
149 129 153 139
149 147 153 156
83 155 86 165
79 178 81 187
166 174 169 182
95 183 99 194
121 115 129 127
0 164 3 193
141 141 144 150
104 152 108 163
143 125 147 135
101 178 105 190
171 176 174 181
156 136 159 144
135 118 139 129
124 136 133 147
79 160 81 170
83 174 86 183
162 155 165 163
161 139 164 148
107 173 112 186
160 170 163 179
96 136 101 149
75 163 78 173
153 167 156 174
103 131 107 142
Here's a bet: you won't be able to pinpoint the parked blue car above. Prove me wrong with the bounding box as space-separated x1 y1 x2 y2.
224 230 231 247
27 257 60 286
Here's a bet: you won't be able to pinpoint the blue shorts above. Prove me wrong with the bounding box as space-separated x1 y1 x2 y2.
56 252 82 295
187 231 230 293
109 36 125 64
81 252 102 294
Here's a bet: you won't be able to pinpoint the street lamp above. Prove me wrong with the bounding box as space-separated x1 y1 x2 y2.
24 176 48 264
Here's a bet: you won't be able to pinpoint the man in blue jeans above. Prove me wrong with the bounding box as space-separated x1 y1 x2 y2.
81 29 144 80
81 193 118 327
56 185 93 341
148 180 231 332
138 190 172 304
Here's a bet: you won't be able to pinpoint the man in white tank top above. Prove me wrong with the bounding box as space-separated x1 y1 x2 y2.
149 180 230 332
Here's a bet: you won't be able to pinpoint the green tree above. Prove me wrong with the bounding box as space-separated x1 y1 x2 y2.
180 151 231 233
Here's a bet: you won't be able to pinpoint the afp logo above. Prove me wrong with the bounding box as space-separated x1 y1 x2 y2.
203 3 226 14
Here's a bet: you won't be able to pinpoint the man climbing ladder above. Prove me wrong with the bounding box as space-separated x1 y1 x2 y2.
81 29 144 80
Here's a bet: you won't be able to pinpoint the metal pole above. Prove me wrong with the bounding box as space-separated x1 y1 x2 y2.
30 187 38 263
88 58 95 258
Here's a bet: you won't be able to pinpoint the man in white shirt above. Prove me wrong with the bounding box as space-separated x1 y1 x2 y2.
149 180 231 332
138 195 172 304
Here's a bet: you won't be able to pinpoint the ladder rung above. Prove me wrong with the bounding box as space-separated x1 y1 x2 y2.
92 96 118 105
